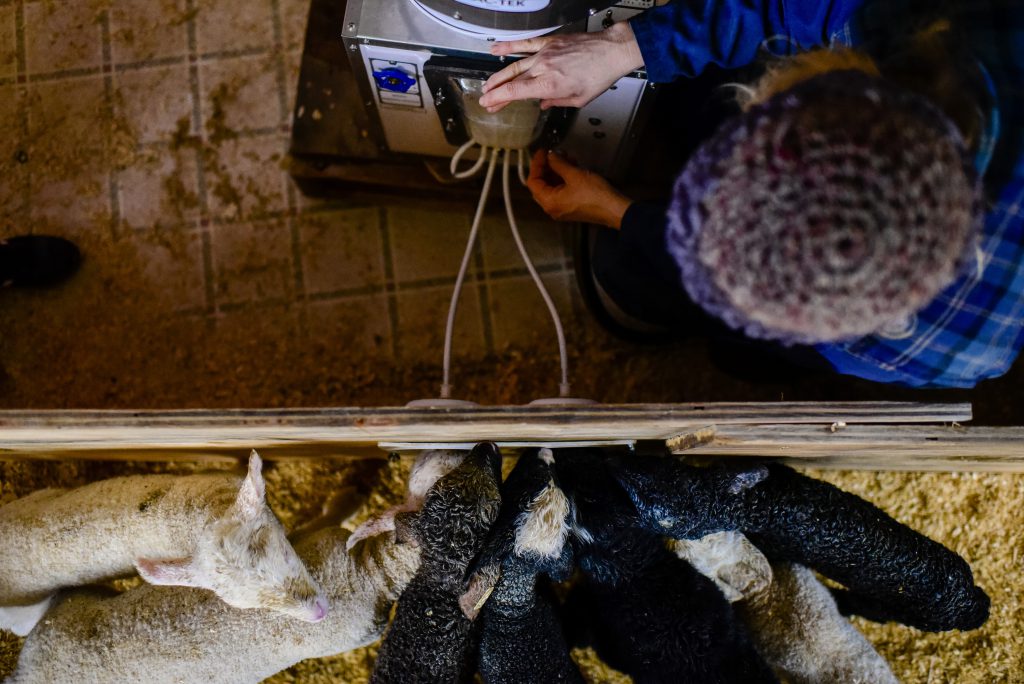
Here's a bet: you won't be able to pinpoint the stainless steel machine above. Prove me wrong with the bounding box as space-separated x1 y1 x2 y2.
341 0 658 180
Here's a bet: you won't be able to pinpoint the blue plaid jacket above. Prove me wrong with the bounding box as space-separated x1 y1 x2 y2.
630 0 1024 388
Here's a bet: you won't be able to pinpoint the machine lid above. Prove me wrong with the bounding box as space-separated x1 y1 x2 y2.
411 0 619 33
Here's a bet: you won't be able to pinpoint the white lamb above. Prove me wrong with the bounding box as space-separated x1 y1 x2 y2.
671 531 899 684
7 525 420 684
0 451 326 633
346 449 468 550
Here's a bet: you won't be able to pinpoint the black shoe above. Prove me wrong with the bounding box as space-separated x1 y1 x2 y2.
0 235 81 288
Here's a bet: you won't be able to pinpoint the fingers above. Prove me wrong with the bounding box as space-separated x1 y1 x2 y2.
480 75 553 111
481 53 537 95
526 151 552 194
526 150 559 207
527 148 548 185
489 36 553 57
544 151 581 179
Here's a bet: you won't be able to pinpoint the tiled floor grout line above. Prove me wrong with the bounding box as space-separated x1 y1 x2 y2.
197 46 272 62
480 262 568 280
25 66 102 83
184 0 216 322
13 0 29 214
106 186 433 232
302 263 571 303
99 8 120 238
270 0 302 332
215 297 296 314
378 205 401 358
124 221 206 234
114 55 188 73
16 48 282 85
306 283 388 301
267 0 291 127
471 233 495 355
286 183 308 336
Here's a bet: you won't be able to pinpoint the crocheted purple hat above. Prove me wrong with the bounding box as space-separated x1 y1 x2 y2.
666 70 982 345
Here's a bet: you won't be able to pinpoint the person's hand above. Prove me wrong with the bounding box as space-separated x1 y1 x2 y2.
526 149 632 228
478 22 644 113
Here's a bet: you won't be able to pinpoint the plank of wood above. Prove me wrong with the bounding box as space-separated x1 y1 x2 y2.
0 403 971 459
675 424 1024 472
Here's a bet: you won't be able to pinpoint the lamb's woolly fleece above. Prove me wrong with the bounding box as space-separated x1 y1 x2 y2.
673 531 897 684
9 527 419 684
0 474 237 604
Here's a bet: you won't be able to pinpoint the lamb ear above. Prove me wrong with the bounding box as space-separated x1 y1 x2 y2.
345 509 398 551
393 511 420 546
136 557 199 587
236 450 267 517
459 564 501 620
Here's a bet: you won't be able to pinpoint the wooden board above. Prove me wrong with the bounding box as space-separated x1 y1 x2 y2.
672 424 1024 472
0 403 973 466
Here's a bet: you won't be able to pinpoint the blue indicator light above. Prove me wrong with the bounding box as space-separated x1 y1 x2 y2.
373 68 416 93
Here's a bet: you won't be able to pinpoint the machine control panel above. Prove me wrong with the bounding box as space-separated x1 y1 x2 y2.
369 59 423 107
373 67 417 93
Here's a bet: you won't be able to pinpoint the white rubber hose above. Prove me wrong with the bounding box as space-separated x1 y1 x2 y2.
441 147 499 398
439 141 572 399
502 150 571 397
450 138 489 179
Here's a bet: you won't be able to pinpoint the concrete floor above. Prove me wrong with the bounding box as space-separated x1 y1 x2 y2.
0 0 602 408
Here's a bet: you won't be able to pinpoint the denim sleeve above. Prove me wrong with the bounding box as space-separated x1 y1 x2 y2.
629 0 865 82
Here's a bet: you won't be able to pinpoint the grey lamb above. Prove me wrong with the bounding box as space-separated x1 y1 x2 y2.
370 441 503 684
672 531 898 684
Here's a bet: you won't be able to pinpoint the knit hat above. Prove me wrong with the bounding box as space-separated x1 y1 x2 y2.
666 70 982 345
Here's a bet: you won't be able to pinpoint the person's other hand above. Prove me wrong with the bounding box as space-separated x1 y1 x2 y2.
478 22 644 113
526 149 631 228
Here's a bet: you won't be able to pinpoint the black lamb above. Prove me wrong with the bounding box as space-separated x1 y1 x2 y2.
370 441 503 684
471 448 584 684
615 454 990 632
556 448 778 684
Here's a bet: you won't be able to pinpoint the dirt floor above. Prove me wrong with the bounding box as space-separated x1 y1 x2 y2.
1 0 1023 681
